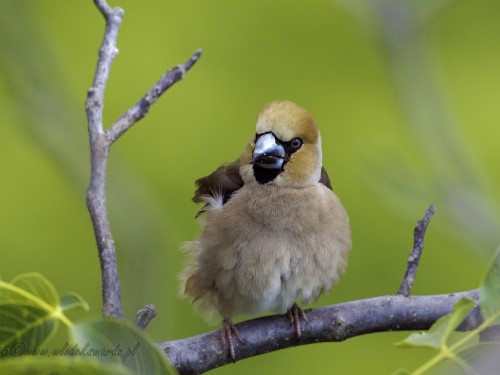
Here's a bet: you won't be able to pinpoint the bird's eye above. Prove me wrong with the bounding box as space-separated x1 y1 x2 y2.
290 137 303 151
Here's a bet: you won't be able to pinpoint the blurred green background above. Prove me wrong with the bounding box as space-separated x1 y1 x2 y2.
1 0 499 373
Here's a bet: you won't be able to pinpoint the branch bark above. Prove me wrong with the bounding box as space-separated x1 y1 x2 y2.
85 0 201 318
85 0 123 318
160 290 482 374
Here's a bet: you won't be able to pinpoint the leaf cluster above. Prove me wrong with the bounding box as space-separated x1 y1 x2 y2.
0 273 175 374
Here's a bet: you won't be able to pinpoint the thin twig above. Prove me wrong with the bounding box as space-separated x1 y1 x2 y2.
107 49 202 145
397 204 437 296
86 0 201 318
134 304 158 331
161 290 481 374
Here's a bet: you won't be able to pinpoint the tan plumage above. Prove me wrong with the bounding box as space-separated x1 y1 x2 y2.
182 100 351 358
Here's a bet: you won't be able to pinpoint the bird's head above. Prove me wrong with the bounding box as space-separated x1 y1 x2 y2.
240 101 322 187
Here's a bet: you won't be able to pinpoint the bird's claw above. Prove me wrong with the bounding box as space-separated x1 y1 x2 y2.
287 303 308 339
221 319 244 362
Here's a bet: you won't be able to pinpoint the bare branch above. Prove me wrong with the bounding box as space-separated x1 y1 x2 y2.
161 290 481 374
107 49 202 145
86 0 201 318
134 304 158 331
397 204 437 296
85 0 125 318
87 1 123 134
93 0 114 17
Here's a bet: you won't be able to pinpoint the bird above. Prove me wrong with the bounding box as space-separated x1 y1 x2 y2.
182 100 351 361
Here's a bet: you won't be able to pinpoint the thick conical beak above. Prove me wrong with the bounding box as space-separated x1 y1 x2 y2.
252 133 286 170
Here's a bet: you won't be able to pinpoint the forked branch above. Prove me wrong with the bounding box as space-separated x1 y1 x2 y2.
85 0 201 318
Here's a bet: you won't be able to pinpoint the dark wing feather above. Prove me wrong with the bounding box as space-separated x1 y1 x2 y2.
319 166 332 190
193 160 244 216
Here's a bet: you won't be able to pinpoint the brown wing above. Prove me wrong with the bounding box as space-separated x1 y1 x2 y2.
319 166 332 190
193 160 244 215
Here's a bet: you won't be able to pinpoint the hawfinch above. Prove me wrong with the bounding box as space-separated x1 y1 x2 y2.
182 100 351 360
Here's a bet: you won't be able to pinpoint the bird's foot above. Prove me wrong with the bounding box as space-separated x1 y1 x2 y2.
221 318 244 362
287 303 308 339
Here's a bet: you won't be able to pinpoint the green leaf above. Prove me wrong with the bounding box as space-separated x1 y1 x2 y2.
0 304 58 352
60 292 90 313
0 273 72 351
0 356 135 375
396 297 476 349
480 246 500 324
71 318 176 375
10 273 59 306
